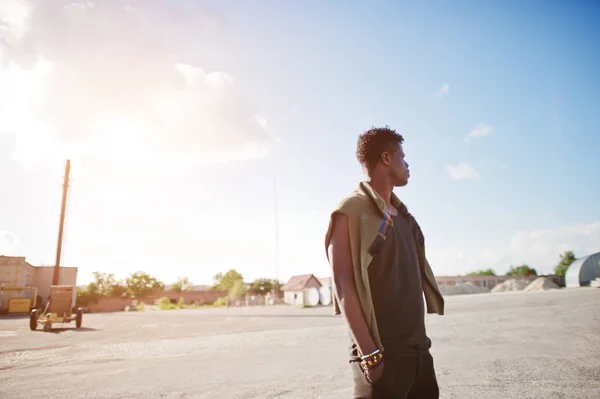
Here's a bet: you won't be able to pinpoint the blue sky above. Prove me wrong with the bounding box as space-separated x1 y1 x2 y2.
0 1 598 286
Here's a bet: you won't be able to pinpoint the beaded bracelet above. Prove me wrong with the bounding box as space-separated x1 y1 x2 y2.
360 349 381 360
360 350 384 370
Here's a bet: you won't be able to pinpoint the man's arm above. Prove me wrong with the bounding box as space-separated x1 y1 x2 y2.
327 212 377 357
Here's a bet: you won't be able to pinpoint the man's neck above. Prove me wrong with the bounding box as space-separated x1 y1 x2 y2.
367 176 394 209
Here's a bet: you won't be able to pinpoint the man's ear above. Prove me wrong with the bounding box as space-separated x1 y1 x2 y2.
381 151 391 166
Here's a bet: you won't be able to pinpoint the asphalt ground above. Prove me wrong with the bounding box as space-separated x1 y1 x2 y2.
1 288 599 399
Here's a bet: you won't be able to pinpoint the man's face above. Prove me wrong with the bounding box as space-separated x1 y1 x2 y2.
388 142 409 187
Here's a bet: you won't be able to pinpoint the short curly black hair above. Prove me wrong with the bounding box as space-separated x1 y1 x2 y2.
356 126 404 172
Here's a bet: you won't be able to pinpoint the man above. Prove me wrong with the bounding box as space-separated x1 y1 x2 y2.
325 126 445 398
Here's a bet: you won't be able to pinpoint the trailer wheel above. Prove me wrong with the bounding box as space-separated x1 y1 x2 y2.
76 308 83 328
29 309 39 331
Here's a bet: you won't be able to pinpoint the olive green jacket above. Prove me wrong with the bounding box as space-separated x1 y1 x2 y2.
324 181 444 352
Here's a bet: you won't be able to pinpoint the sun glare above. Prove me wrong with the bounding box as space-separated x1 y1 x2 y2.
0 0 32 40
157 98 186 124
91 116 151 162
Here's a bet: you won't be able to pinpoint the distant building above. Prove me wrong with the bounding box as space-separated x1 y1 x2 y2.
0 256 78 312
317 277 332 288
316 274 533 292
435 275 532 290
565 252 600 288
316 277 334 305
281 274 322 306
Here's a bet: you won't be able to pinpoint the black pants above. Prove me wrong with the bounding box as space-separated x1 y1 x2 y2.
351 351 439 399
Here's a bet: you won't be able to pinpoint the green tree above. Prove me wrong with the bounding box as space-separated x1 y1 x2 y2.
84 272 128 297
168 276 193 292
250 278 282 293
211 272 223 290
467 268 497 276
108 283 128 298
228 279 248 299
554 250 576 277
84 272 117 296
125 272 165 298
506 264 538 276
211 269 244 291
84 282 101 296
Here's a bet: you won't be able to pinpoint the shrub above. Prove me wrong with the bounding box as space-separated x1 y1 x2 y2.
213 297 226 307
177 297 185 308
157 296 176 310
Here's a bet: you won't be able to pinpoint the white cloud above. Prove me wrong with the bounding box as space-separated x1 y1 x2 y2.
0 0 274 169
508 222 600 264
0 231 20 256
465 123 494 142
431 247 497 276
431 221 600 276
446 162 481 180
480 158 507 169
434 83 450 100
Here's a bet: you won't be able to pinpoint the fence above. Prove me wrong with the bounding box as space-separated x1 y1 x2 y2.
82 289 285 313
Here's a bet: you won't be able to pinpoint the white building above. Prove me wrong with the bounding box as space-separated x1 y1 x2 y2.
281 274 322 306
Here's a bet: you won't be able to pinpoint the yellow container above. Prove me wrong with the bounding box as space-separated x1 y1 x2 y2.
8 298 31 313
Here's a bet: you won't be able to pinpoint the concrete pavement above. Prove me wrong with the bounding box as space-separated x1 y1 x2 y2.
1 288 599 398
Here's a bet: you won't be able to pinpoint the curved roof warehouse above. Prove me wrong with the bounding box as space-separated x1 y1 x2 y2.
565 252 600 288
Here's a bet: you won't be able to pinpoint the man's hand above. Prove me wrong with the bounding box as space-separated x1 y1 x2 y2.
365 360 384 384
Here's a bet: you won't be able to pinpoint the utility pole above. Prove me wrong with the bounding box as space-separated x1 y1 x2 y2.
272 138 281 283
52 160 70 286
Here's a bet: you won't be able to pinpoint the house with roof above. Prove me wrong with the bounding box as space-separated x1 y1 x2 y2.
281 274 322 306
317 277 332 288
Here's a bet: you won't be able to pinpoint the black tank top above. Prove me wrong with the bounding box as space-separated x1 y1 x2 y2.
366 213 431 355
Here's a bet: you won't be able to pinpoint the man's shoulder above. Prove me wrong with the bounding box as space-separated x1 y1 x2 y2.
334 189 370 215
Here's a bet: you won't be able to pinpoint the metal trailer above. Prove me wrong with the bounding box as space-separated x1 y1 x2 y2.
30 285 83 332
